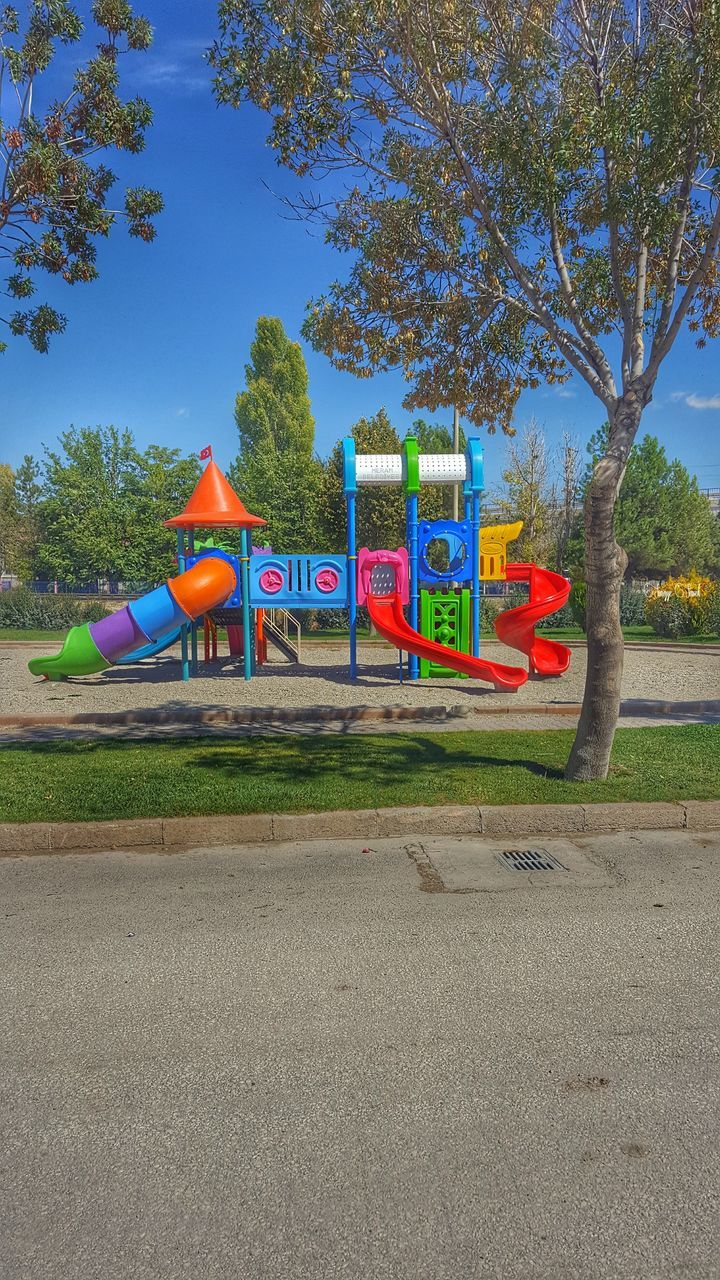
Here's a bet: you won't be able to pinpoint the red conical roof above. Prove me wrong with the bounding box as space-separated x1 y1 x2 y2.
164 460 266 528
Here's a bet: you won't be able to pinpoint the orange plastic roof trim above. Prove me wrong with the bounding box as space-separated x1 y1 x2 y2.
164 460 267 528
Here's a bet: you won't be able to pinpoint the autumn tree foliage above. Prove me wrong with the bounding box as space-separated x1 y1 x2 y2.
0 0 162 352
212 0 720 778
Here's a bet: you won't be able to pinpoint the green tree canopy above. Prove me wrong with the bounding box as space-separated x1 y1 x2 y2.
1 1 162 353
235 317 315 456
584 429 720 579
229 449 325 553
32 427 199 585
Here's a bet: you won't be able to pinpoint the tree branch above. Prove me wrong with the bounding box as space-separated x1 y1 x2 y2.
648 200 720 375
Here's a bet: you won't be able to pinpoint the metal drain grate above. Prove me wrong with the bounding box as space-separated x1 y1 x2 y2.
498 848 568 872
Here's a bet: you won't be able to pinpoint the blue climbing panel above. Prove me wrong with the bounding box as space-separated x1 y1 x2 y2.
249 555 349 609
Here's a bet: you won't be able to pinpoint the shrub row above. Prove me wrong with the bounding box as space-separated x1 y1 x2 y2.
4 579 714 640
569 583 648 632
0 587 111 630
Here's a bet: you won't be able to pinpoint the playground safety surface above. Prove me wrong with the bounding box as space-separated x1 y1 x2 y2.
3 642 719 727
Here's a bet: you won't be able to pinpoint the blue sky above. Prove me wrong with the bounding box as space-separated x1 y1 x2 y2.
1 0 719 495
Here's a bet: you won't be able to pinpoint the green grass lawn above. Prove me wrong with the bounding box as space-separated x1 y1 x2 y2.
1 725 717 824
540 625 719 644
0 629 69 642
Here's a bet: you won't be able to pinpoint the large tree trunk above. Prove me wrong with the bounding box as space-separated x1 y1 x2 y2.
565 393 647 781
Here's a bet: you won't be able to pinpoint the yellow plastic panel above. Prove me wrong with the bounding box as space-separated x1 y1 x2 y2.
479 521 524 580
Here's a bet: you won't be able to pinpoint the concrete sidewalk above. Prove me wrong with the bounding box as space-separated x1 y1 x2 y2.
1 830 719 1279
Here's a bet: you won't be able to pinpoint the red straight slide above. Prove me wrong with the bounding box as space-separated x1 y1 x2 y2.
495 563 572 675
366 591 528 691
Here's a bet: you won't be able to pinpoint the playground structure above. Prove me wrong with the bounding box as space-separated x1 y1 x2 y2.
27 438 572 689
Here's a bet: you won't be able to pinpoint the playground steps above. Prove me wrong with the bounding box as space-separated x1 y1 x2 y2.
264 610 301 663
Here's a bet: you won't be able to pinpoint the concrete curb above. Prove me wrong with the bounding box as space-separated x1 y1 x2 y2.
2 698 719 731
1 799 719 854
0 704 463 729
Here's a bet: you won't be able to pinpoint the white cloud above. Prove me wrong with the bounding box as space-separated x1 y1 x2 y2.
176 407 190 418
685 393 720 410
669 390 720 409
126 40 211 95
554 387 577 399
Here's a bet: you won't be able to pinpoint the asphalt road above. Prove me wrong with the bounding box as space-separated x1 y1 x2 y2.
1 830 719 1280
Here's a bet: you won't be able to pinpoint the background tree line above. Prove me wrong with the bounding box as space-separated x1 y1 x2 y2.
490 420 720 581
2 317 718 588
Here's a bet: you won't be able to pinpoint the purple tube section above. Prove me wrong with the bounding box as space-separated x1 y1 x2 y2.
89 607 150 664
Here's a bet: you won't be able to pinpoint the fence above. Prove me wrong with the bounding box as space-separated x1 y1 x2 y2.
24 579 157 597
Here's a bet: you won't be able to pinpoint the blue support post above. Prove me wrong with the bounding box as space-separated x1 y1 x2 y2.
407 493 419 679
471 489 481 659
343 438 358 682
240 526 252 682
347 493 357 680
176 529 190 681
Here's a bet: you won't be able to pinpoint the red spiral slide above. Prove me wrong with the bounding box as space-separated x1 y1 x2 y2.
366 592 529 690
495 563 572 675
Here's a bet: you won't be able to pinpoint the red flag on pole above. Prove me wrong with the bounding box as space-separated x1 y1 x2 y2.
199 445 212 461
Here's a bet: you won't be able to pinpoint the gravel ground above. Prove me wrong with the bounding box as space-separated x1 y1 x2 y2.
2 638 718 718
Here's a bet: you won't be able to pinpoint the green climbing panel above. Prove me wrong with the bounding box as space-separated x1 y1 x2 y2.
419 588 471 678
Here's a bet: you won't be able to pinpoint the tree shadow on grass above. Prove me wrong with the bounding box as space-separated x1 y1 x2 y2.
11 733 566 786
186 735 566 788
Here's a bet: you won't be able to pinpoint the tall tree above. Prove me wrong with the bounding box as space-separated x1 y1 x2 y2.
553 434 583 574
584 429 719 578
229 448 325 552
496 420 553 565
232 315 321 550
1 1 162 353
10 453 42 578
0 463 16 576
235 316 315 456
212 0 720 779
322 409 406 553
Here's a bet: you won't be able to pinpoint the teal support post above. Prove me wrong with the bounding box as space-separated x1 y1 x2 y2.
188 529 198 675
240 526 252 682
407 493 419 679
176 529 190 681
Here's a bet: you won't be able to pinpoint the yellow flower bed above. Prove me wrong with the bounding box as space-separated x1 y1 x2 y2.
645 574 719 638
